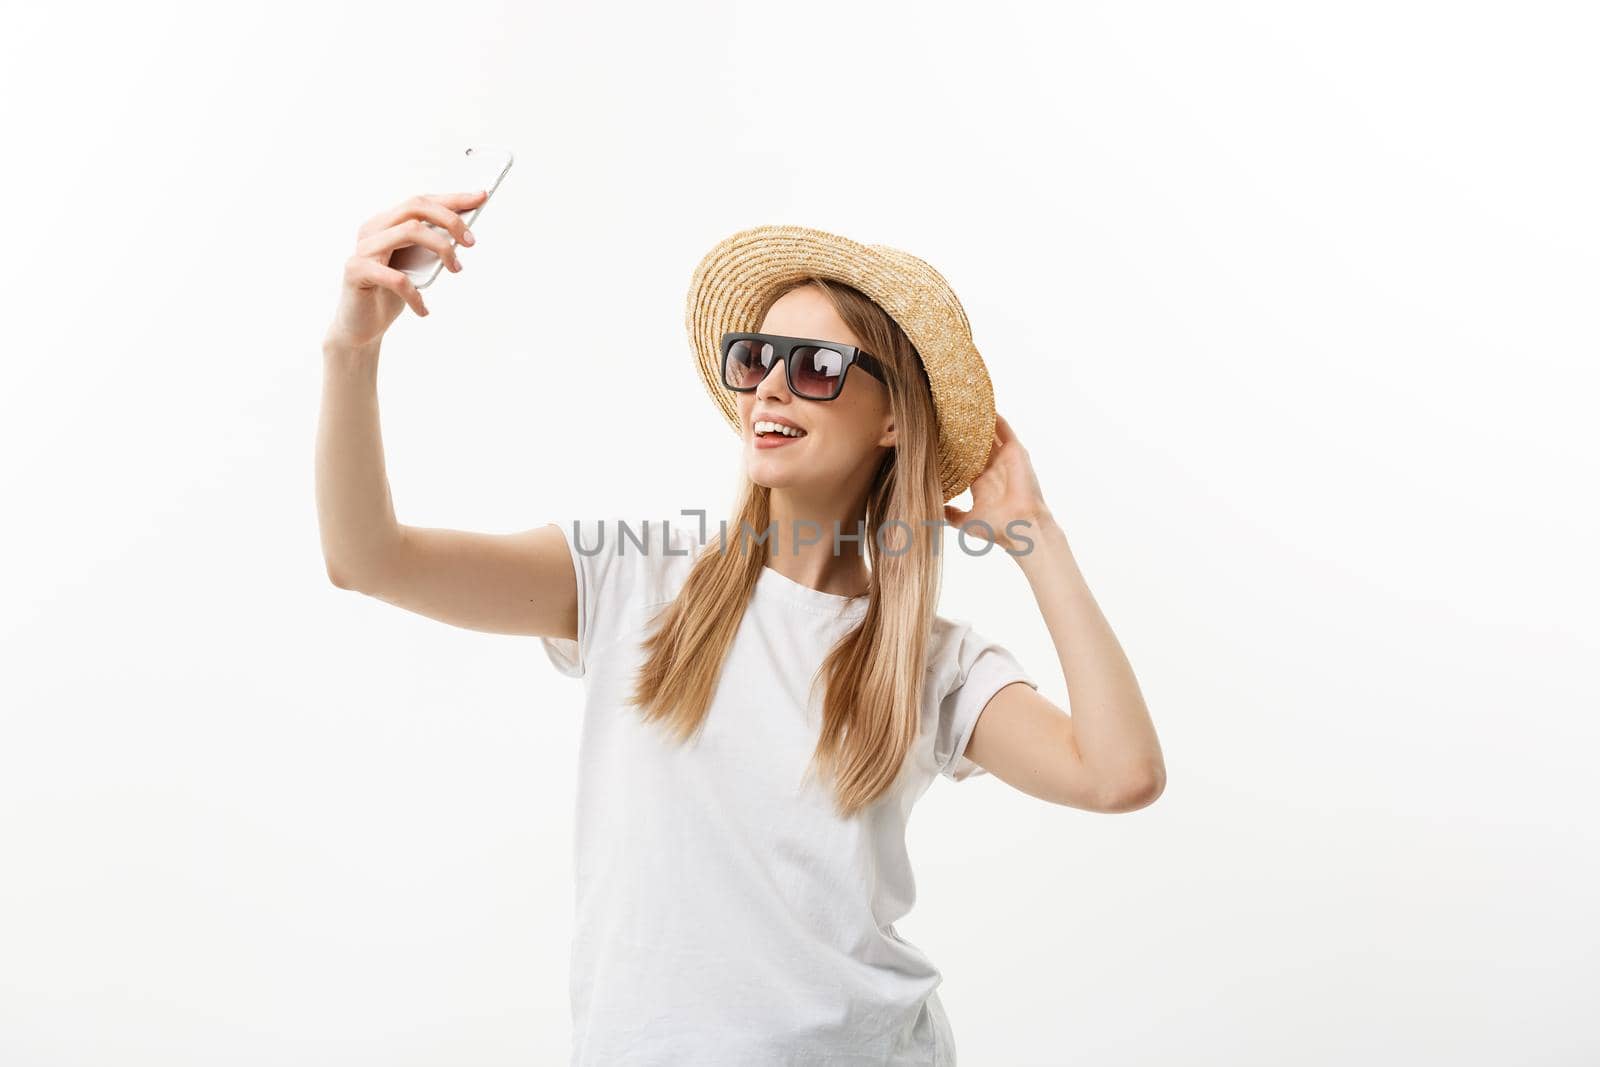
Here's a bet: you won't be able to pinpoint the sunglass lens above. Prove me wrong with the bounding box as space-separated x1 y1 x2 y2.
725 338 776 390
791 345 844 398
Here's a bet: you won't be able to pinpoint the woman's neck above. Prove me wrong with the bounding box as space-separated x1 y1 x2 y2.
762 493 872 598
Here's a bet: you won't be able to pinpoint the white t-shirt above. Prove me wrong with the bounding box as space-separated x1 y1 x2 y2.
540 517 1038 1066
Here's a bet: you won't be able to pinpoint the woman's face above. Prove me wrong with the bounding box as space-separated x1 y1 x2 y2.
736 286 895 501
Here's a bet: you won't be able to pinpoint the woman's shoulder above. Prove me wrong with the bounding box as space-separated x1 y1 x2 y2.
557 515 711 606
924 612 1028 692
927 612 976 653
925 613 972 683
922 611 1038 781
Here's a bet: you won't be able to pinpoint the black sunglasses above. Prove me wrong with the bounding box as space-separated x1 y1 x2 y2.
720 332 888 401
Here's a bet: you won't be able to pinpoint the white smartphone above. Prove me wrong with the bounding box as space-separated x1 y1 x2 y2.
389 145 515 289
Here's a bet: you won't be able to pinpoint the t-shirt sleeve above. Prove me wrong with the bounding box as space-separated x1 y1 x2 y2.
539 517 631 679
935 624 1039 782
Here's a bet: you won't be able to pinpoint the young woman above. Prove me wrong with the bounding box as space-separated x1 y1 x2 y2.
318 197 1164 1065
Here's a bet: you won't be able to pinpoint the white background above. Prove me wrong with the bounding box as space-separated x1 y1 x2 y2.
3 1 1596 1064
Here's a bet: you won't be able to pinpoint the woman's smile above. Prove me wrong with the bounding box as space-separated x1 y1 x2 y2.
753 430 806 449
752 415 810 449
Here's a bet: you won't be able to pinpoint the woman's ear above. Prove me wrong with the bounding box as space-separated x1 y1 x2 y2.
878 418 896 449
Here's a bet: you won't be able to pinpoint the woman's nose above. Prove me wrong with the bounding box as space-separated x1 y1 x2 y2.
754 358 792 400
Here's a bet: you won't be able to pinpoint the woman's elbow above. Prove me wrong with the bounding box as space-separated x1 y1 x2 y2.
1096 763 1165 813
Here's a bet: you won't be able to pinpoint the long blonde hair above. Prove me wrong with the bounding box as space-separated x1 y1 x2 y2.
625 276 946 818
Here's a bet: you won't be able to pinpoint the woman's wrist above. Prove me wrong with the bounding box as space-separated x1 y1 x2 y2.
1011 510 1072 569
1011 506 1059 543
322 332 382 376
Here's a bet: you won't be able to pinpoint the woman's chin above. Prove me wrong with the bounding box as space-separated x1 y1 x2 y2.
746 465 795 490
745 456 810 492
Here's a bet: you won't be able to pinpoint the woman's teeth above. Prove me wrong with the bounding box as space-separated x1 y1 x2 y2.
754 420 807 438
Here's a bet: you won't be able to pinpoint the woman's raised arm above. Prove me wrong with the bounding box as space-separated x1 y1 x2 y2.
314 188 576 640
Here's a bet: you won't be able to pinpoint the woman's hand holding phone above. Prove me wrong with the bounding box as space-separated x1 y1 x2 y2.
324 188 486 351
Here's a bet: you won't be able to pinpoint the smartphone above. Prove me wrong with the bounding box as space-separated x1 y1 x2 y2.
389 145 515 289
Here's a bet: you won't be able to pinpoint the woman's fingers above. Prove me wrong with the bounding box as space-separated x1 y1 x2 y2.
328 189 489 347
994 412 1029 459
357 216 465 273
356 190 487 250
411 189 488 248
420 187 490 221
349 189 493 283
344 256 429 317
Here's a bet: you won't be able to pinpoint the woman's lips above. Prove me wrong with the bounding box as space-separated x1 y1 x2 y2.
753 430 806 449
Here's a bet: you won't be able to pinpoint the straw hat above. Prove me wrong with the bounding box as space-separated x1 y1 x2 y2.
684 224 997 503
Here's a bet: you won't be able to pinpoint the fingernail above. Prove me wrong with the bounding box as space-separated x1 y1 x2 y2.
462 229 476 245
